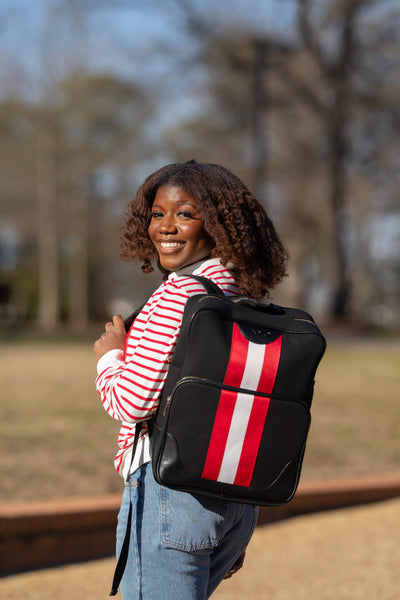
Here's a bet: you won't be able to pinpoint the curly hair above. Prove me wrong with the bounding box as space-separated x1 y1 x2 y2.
120 160 288 299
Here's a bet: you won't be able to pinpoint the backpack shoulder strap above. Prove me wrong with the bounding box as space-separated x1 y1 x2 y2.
109 421 143 595
180 274 225 296
124 275 224 333
124 303 146 333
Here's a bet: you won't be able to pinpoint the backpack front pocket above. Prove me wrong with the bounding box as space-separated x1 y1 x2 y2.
155 377 310 504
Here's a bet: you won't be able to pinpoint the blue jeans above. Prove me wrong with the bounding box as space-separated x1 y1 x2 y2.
116 462 258 599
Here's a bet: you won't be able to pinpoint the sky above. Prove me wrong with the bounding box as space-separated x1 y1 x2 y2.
0 0 297 98
0 0 299 164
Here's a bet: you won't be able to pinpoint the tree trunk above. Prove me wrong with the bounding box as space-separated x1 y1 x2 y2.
68 193 89 330
326 1 361 320
251 39 268 204
328 122 350 319
36 126 59 331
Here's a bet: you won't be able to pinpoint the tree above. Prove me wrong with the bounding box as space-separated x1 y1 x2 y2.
2 0 400 328
57 72 152 329
283 0 400 320
0 97 38 319
0 72 153 329
161 0 400 324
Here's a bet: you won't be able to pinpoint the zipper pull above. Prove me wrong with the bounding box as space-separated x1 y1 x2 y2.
163 395 172 416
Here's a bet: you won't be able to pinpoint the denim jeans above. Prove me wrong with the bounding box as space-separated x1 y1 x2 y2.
116 462 258 599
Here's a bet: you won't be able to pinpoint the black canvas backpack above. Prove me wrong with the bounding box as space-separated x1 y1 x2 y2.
150 275 326 506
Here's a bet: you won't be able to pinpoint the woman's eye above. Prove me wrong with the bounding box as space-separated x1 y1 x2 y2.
150 212 163 219
177 211 194 218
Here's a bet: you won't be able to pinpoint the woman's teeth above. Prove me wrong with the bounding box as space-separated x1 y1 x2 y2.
160 242 184 248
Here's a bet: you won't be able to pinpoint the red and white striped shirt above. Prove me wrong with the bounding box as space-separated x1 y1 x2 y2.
96 258 239 479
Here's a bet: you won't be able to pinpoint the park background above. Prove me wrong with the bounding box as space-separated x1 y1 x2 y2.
0 1 399 598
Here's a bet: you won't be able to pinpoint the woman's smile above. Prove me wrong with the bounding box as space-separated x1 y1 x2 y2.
148 185 212 271
159 240 185 249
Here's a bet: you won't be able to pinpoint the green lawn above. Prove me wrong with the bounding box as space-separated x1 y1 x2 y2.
1 337 399 502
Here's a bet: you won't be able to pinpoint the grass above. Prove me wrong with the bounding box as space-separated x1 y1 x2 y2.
0 336 399 502
304 339 400 480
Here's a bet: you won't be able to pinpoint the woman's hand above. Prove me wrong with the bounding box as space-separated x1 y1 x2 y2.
224 551 246 579
94 315 126 362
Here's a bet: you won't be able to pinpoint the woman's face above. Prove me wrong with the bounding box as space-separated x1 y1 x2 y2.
148 184 212 272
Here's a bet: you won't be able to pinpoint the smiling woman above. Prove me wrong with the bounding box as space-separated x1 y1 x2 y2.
119 160 287 299
148 185 213 271
93 159 288 599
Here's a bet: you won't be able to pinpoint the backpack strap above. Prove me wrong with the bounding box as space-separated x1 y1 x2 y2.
124 303 146 333
123 275 223 332
109 421 143 596
181 274 225 296
110 273 222 594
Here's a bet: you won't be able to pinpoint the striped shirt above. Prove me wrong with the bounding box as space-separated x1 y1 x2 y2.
96 258 239 479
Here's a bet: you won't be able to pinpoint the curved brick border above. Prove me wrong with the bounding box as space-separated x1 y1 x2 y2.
1 474 399 575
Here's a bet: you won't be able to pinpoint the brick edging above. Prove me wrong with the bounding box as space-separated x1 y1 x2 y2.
1 474 400 575
257 473 400 524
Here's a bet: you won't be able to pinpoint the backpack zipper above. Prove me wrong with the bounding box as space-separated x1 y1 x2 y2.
162 376 210 416
294 318 318 326
162 395 172 416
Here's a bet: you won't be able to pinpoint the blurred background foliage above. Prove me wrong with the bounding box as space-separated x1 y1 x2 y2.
0 0 399 333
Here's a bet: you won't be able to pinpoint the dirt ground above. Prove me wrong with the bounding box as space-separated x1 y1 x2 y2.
1 497 399 600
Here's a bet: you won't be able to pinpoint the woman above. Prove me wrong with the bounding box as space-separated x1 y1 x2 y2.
94 160 288 599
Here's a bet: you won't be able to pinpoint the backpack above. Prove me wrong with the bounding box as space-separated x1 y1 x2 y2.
150 275 326 506
112 274 326 595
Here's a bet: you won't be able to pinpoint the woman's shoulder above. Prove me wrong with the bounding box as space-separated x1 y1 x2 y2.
169 259 240 296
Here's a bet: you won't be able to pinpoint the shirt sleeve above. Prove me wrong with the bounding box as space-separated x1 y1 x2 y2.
96 349 124 375
95 282 189 424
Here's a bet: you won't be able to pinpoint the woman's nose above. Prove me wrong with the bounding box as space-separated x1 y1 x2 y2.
158 215 178 233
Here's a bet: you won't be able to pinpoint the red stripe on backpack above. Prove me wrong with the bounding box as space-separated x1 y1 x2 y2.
202 324 282 486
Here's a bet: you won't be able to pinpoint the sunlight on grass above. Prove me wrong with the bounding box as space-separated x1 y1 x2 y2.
1 337 399 501
303 341 400 480
0 341 121 501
